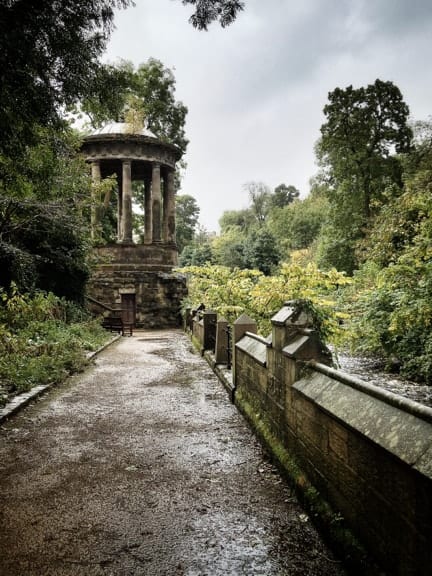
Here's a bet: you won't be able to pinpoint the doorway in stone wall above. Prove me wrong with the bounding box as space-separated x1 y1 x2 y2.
121 293 136 327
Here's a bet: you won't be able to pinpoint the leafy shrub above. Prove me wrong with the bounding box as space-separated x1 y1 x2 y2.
179 263 350 342
339 176 432 382
0 288 109 406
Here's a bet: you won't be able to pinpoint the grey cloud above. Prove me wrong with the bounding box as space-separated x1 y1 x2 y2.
360 0 432 36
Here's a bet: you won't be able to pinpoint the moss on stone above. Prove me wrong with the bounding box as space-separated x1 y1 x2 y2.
234 388 375 575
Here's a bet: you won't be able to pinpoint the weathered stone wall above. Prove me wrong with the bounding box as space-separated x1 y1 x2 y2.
231 304 432 575
290 370 432 575
92 244 178 269
88 245 186 328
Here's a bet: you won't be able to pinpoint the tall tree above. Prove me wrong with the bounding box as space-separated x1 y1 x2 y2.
316 79 412 272
80 59 189 155
219 208 255 235
175 194 200 253
318 79 411 220
244 229 280 275
271 184 300 209
211 231 246 269
244 181 272 225
0 0 132 161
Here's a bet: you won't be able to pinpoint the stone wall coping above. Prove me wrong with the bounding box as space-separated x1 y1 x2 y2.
271 305 295 326
236 334 267 366
294 370 432 478
243 331 272 346
282 335 310 357
309 360 432 425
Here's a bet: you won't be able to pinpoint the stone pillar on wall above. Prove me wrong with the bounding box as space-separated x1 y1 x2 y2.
152 162 162 242
233 313 257 344
120 159 133 243
270 302 332 388
215 316 229 364
144 174 152 244
163 168 176 244
271 305 297 352
90 160 101 240
203 309 217 353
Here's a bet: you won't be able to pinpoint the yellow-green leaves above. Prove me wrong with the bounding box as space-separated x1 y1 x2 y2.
179 263 350 342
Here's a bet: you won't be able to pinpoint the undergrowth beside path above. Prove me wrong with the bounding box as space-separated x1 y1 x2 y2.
0 286 110 407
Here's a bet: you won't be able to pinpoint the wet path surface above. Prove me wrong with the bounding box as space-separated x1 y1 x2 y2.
0 331 345 575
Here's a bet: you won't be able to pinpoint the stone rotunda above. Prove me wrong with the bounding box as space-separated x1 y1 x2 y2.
81 122 187 328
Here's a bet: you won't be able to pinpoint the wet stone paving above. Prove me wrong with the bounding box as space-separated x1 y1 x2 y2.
0 331 346 575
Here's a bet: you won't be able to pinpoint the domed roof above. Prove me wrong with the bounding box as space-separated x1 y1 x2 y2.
87 121 157 139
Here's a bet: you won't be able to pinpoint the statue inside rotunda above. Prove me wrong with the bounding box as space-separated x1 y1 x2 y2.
81 122 187 329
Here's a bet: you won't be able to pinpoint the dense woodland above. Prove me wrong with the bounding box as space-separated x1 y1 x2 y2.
0 0 242 405
1 1 431 407
179 81 432 384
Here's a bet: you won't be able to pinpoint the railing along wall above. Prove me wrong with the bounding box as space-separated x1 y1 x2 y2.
184 301 432 576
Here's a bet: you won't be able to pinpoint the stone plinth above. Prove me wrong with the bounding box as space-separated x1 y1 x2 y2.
88 245 186 328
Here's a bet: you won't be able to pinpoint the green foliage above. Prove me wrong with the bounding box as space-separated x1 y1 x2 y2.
183 0 245 30
219 208 255 235
340 155 432 381
244 181 272 226
179 242 213 266
179 263 350 340
0 288 109 406
215 182 326 272
0 127 91 301
176 194 200 253
80 58 188 155
270 183 300 209
215 181 327 272
315 223 358 275
268 192 328 258
243 229 281 275
316 79 412 272
211 230 247 268
0 0 132 162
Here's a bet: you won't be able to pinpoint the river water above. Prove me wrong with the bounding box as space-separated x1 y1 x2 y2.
335 351 432 409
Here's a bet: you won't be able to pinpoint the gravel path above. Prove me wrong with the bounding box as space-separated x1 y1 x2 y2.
0 330 346 575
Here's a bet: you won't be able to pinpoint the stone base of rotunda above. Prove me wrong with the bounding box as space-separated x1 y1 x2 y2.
87 245 187 328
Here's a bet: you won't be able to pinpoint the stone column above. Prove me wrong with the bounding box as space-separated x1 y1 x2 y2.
117 173 122 241
152 162 161 242
163 168 176 244
144 174 152 244
121 160 133 243
90 160 101 240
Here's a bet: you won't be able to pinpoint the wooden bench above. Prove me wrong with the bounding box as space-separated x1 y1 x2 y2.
101 316 133 336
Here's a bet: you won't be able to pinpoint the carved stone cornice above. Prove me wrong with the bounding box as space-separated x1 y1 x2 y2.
81 133 181 168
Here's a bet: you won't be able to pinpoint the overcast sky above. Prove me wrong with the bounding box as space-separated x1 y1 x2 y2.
104 0 432 232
